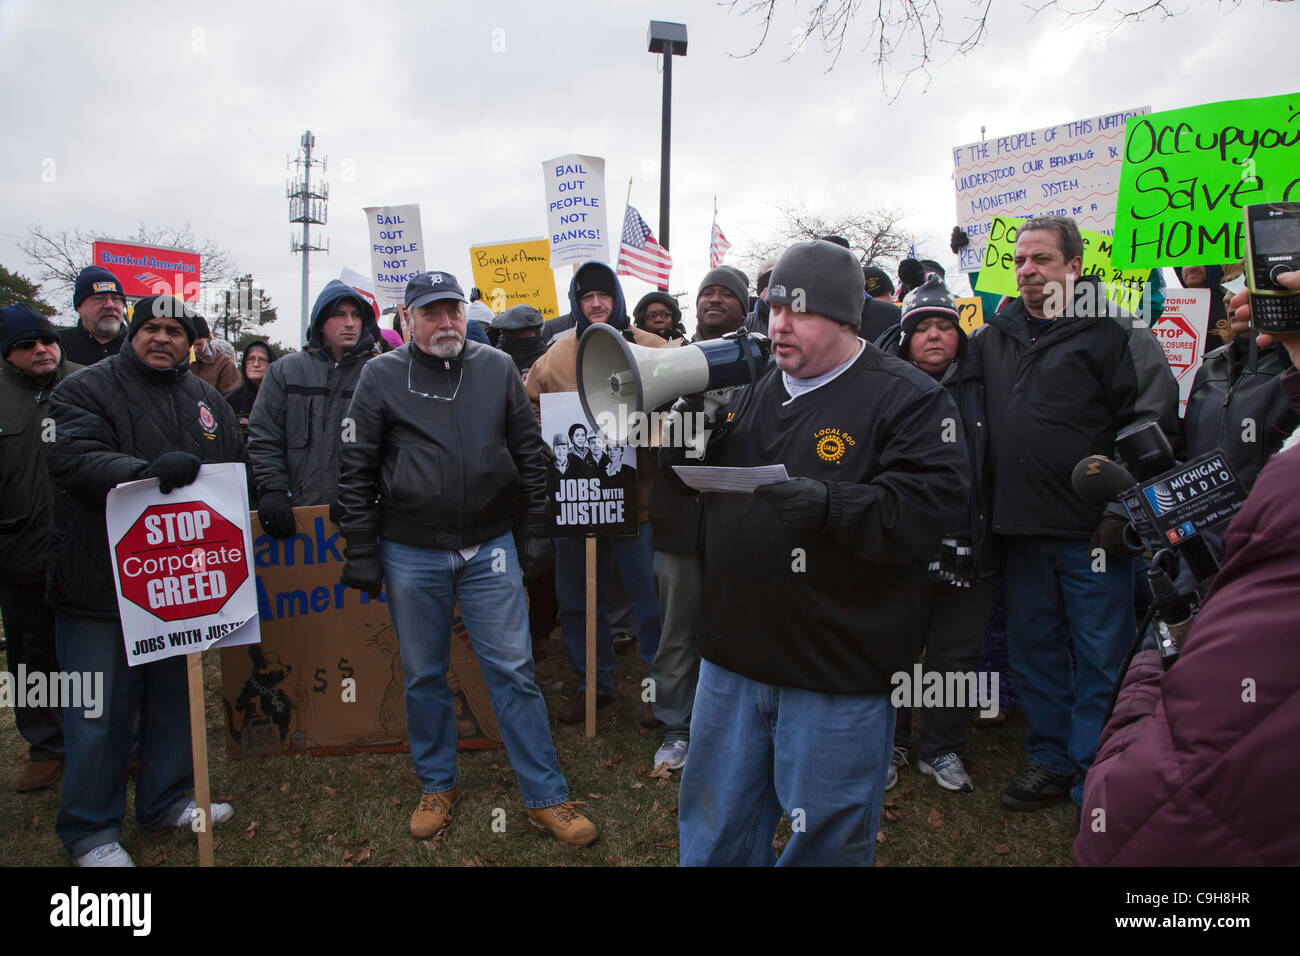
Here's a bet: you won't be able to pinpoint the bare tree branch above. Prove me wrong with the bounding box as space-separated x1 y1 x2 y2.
737 200 917 285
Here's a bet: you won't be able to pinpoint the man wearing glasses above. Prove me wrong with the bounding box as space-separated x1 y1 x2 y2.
335 271 597 848
0 305 82 793
58 267 128 367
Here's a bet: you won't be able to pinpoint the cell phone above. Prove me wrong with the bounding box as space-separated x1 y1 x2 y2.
1244 201 1300 333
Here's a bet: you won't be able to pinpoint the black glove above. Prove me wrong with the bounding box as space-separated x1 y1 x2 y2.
754 478 829 534
950 225 971 254
340 540 383 598
935 537 974 587
1090 511 1144 559
145 452 202 494
258 490 297 540
518 536 554 586
328 500 342 527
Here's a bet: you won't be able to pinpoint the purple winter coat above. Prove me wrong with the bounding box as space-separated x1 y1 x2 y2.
1075 366 1300 866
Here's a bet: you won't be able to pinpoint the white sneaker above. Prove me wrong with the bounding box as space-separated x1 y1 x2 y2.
171 799 235 828
653 739 688 771
75 841 134 867
885 745 909 792
918 752 974 793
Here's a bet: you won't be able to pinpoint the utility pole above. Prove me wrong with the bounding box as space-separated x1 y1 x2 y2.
288 130 329 345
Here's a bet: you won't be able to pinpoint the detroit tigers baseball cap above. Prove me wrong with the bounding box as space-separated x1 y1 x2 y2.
404 271 468 310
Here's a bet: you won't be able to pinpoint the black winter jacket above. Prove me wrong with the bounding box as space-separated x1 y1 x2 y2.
0 355 82 581
973 277 1179 538
698 342 969 695
247 279 380 506
336 341 548 550
45 345 248 617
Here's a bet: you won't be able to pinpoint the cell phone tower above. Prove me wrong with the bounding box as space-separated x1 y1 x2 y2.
288 130 329 345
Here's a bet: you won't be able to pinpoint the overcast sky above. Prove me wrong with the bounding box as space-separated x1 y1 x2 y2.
1 0 1295 345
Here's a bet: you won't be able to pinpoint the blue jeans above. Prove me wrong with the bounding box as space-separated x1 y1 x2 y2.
380 534 569 809
1003 536 1136 804
678 659 894 866
553 523 661 694
55 613 194 857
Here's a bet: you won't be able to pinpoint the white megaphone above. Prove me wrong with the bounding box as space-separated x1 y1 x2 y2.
576 323 770 446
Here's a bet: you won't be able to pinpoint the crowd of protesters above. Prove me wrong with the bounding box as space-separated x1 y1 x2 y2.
1 211 1297 867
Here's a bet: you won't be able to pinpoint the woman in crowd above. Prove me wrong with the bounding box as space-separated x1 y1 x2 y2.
225 340 276 438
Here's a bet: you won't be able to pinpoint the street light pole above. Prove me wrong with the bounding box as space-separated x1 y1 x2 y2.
648 20 687 292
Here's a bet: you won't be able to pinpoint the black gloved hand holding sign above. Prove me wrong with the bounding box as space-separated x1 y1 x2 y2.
754 478 829 534
145 452 202 494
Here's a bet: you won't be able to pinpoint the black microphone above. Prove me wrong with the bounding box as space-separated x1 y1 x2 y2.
1070 454 1138 504
1147 555 1196 668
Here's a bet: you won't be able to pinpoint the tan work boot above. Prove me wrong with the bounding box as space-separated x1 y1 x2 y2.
15 758 62 792
410 789 459 838
526 801 598 847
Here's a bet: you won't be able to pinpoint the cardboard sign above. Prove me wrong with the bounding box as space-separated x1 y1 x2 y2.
976 215 1151 313
1154 288 1211 417
92 239 202 301
955 296 985 334
469 238 561 318
1112 93 1300 269
220 506 501 757
1121 451 1247 549
543 154 607 268
952 107 1148 273
540 392 636 537
364 204 426 309
107 463 259 666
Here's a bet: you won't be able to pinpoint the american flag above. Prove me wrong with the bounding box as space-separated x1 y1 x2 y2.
709 216 731 269
617 205 672 286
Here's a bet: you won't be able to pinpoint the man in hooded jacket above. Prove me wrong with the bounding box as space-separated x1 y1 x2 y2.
247 280 380 537
524 262 665 722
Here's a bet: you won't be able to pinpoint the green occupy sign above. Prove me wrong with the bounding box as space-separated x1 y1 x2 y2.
1111 92 1300 269
975 215 1150 313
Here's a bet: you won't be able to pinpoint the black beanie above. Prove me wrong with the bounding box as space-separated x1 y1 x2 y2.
0 303 58 358
897 276 965 361
73 266 125 309
697 267 749 311
633 291 681 326
766 240 864 329
863 266 895 299
128 296 200 344
574 263 618 299
192 314 212 339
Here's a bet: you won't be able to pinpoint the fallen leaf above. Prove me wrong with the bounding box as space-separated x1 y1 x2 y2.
279 782 290 793
588 792 603 800
291 827 302 838
927 808 943 831
631 782 644 790
882 799 897 809
876 831 887 845
491 775 509 794
551 681 564 692
604 856 616 864
244 820 259 840
612 753 624 764
288 841 300 850
995 844 1010 855
603 760 614 769
883 809 903 822
656 778 668 788
30 816 39 827
648 763 672 779
391 796 401 806
664 839 677 848
322 785 337 797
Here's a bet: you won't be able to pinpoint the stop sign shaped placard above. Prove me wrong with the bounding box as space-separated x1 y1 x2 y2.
114 501 249 622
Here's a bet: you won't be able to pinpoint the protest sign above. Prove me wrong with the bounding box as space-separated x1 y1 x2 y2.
469 238 561 318
976 215 1151 313
363 204 426 308
543 154 607 267
339 267 382 321
1154 288 1211 417
92 239 202 301
540 392 636 537
1112 93 1300 269
955 296 985 334
953 107 1149 273
221 506 501 756
107 463 259 667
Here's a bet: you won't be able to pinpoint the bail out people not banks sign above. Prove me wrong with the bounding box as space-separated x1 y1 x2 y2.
543 154 608 268
107 463 259 666
363 204 426 309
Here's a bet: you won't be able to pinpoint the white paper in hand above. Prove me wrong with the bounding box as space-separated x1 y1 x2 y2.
671 464 789 494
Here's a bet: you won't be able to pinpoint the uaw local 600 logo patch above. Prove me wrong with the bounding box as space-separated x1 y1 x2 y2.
197 400 218 439
814 426 854 463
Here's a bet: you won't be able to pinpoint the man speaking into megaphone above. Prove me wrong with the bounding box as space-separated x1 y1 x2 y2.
671 239 970 866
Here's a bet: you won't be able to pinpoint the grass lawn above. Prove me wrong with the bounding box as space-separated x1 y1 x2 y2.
0 636 1077 867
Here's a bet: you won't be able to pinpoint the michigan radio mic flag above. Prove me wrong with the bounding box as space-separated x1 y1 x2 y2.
617 205 672 286
709 204 731 269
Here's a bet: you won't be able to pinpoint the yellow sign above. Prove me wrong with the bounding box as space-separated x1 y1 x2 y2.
976 216 1151 313
468 238 561 319
955 296 985 334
